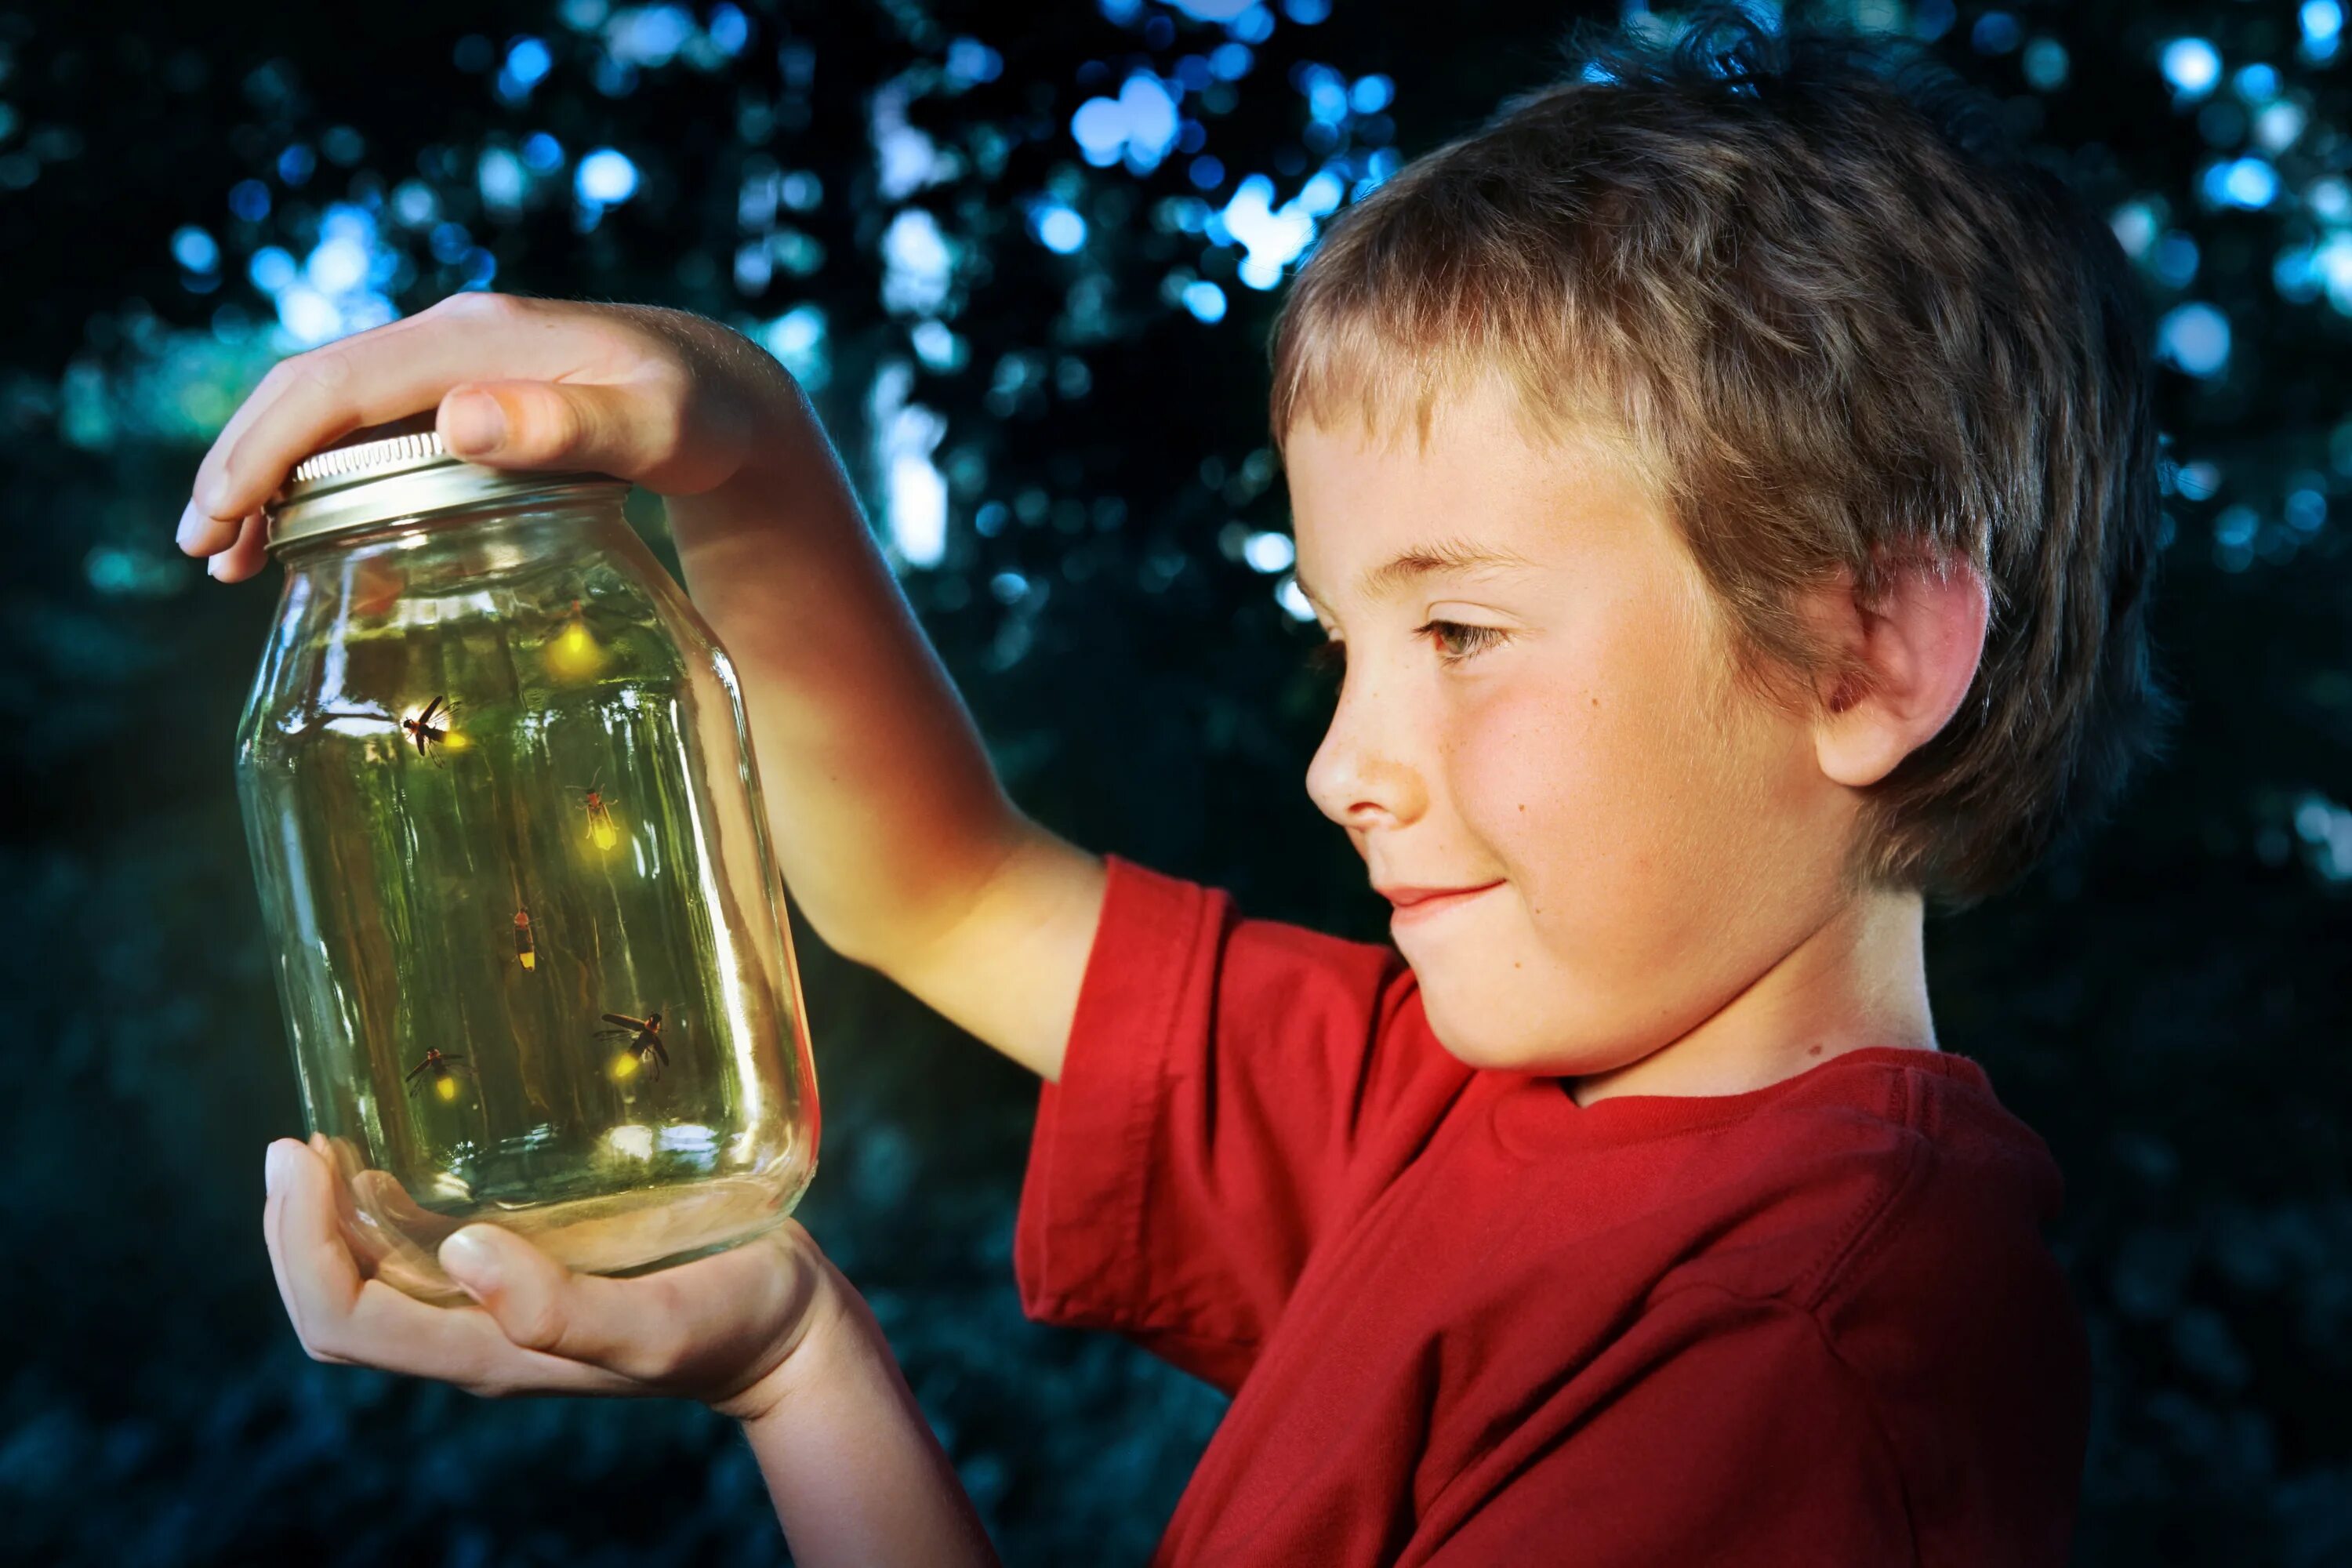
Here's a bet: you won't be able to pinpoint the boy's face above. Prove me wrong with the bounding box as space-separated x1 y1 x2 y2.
1287 381 1860 1076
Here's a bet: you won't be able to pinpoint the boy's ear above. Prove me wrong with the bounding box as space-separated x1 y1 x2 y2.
1805 557 1991 789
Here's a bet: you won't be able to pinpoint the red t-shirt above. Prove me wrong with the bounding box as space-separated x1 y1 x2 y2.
1016 858 2089 1566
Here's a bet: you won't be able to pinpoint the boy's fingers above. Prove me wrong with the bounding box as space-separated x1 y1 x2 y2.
441 1222 819 1392
176 498 236 556
260 1137 636 1397
261 1138 364 1354
205 513 270 583
434 376 720 492
187 293 640 529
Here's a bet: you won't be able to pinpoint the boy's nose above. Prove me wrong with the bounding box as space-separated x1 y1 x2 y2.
1305 692 1428 831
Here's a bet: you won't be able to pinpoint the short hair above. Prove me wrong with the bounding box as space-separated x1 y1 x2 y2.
1269 5 2167 904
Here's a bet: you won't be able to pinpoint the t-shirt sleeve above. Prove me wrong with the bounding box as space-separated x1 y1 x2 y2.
1419 1288 1915 1567
1014 855 1453 1394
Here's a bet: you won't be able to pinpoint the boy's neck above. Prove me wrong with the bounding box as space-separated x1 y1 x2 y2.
1566 886 1938 1109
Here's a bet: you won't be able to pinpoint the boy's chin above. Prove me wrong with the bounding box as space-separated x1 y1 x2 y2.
1419 992 1637 1078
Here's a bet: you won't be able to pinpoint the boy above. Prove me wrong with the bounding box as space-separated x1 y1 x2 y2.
201 9 2157 1564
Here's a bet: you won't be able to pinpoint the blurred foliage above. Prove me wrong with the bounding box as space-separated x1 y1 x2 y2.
2 0 2349 1563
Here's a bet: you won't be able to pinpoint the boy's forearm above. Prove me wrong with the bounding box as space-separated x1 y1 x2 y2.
735 1292 1000 1568
660 381 1103 1080
665 385 1033 972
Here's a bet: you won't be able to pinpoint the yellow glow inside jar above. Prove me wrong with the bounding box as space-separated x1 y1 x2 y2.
543 607 608 681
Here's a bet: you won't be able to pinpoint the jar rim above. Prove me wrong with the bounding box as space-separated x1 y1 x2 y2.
266 410 628 553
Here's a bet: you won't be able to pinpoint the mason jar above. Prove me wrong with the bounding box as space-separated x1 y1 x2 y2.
236 411 819 1303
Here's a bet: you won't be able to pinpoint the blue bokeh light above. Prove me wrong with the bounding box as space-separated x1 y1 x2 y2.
2022 37 2069 91
504 37 552 91
1033 202 1088 254
479 147 527 211
2158 302 2232 377
1219 173 1319 289
2205 156 2280 209
881 209 954 314
607 4 693 67
1072 74 1183 173
757 303 830 390
2153 231 2201 289
575 147 640 205
2161 38 2223 100
1971 12 2021 54
1243 531 1294 572
2233 63 2280 102
946 38 1002 87
172 227 220 274
249 246 296 294
709 2 751 56
1181 279 1228 322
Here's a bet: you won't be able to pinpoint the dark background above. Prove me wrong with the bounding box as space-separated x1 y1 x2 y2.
5 1 2348 1563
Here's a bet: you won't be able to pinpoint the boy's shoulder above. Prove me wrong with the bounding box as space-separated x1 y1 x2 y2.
1641 1048 2074 1348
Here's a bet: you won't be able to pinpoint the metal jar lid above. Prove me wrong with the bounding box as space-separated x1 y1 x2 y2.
266 409 629 552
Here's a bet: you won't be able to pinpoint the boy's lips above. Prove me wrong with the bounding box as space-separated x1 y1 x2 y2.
1378 880 1505 924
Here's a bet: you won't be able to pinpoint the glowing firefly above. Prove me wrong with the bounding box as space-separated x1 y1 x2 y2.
543 600 608 681
405 1047 468 1102
512 908 535 972
571 777 622 851
400 695 466 758
594 1011 669 1083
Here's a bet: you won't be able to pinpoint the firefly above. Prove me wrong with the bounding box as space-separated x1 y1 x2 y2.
405 1047 468 1102
571 775 622 851
594 1011 669 1083
543 599 608 681
512 908 535 972
400 695 460 760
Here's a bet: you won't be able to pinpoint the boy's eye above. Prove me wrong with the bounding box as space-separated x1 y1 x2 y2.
1417 619 1508 664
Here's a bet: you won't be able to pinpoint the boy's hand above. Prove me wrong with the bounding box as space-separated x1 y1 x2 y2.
178 291 797 583
260 1135 837 1421
263 1135 1001 1565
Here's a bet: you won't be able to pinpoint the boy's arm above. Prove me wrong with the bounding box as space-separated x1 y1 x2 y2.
663 379 1105 1083
730 1285 1000 1567
179 295 1099 1081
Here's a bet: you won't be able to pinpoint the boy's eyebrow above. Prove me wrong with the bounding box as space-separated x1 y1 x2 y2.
1292 538 1539 609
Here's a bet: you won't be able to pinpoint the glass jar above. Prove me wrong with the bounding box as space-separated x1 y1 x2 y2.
236 412 819 1303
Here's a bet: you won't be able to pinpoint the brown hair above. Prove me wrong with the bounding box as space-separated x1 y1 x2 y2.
1269 6 2167 904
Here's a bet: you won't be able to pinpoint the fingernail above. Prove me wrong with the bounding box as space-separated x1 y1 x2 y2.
265 1141 292 1195
206 554 228 582
176 500 209 552
442 391 506 454
441 1228 503 1290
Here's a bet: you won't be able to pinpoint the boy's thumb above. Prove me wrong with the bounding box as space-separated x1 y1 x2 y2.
438 1223 672 1381
437 379 679 485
